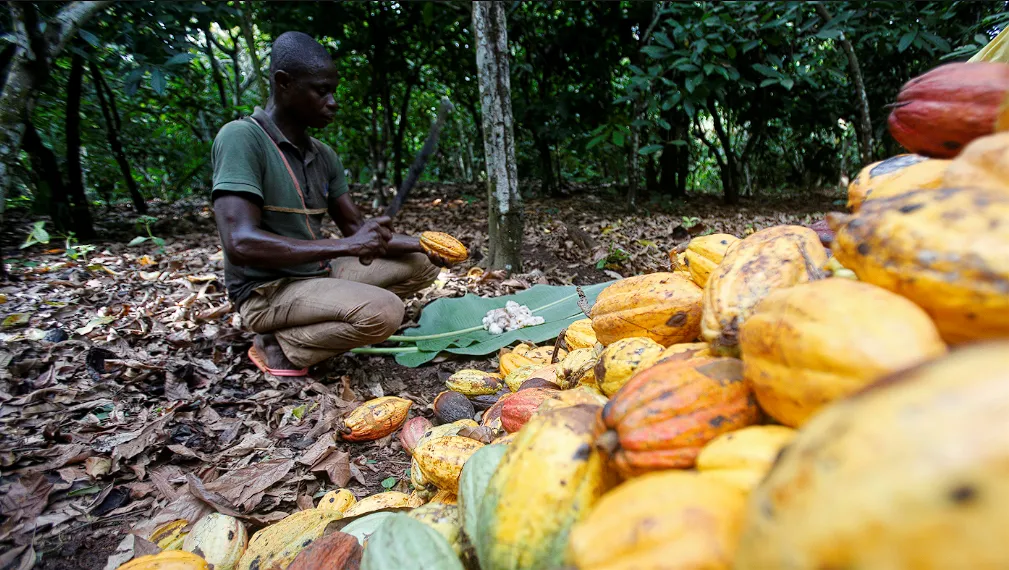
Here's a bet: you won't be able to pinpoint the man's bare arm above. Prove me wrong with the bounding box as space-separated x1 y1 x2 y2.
328 192 429 257
214 194 391 268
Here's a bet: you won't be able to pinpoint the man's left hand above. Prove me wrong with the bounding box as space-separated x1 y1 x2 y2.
425 250 455 268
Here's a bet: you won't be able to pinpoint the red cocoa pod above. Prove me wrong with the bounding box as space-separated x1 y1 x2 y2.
501 388 560 433
287 531 362 570
398 416 433 455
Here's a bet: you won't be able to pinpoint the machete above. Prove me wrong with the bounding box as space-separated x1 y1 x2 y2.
360 96 455 265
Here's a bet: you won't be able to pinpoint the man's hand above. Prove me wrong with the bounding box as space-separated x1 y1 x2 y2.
345 216 393 258
425 250 455 268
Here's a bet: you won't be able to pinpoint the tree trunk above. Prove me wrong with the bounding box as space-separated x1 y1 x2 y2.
22 121 71 231
240 2 268 106
644 154 659 197
708 104 740 205
392 79 417 188
627 107 641 208
90 60 147 214
474 0 523 273
203 25 228 109
813 2 873 166
64 51 95 238
533 131 555 196
0 1 111 222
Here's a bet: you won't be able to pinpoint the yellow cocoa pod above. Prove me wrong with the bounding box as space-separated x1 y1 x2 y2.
594 337 665 396
493 431 518 445
411 455 430 490
413 435 486 494
564 318 598 350
236 509 342 570
568 471 746 570
695 425 798 493
590 273 704 347
638 341 712 370
555 348 598 389
181 513 247 570
510 343 534 356
829 186 1009 345
701 225 828 356
740 279 947 427
847 153 948 211
499 352 535 377
149 519 189 551
407 502 464 555
317 489 357 514
445 369 504 396
117 551 209 570
416 419 480 450
525 345 567 365
419 231 468 263
503 364 541 392
537 385 608 413
476 405 618 569
429 489 458 505
339 396 412 442
683 233 739 288
342 491 425 518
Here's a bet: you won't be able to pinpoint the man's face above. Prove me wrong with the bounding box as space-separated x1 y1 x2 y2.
278 61 338 129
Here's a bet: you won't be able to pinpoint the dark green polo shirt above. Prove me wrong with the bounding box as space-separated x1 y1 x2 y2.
211 107 349 306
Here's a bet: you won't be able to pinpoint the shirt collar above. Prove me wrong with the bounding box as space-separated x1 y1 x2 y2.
252 106 317 163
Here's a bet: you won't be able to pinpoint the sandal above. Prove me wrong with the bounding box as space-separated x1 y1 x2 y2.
247 345 308 377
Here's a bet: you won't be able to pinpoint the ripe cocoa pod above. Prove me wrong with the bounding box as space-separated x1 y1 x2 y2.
398 416 433 455
510 343 534 356
419 231 469 263
342 491 425 518
499 352 535 377
149 519 189 551
417 419 479 450
287 531 362 570
117 551 209 570
433 391 476 424
339 396 413 442
413 436 486 494
407 502 463 555
317 489 357 514
236 509 343 570
501 387 560 433
181 513 247 570
525 345 568 365
503 364 541 392
429 489 458 505
564 318 598 350
445 369 503 396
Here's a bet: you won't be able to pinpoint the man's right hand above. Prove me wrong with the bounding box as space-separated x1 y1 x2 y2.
345 216 394 258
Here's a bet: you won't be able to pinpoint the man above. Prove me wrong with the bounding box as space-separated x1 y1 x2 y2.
211 31 447 377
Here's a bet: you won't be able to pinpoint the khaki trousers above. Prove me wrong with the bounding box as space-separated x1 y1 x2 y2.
239 253 439 368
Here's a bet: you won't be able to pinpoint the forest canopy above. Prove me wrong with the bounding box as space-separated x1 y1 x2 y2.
2 1 1006 239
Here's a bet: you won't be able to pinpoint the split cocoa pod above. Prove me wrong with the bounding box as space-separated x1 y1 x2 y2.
419 231 468 263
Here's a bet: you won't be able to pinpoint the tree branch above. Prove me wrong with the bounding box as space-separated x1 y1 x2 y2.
48 1 114 59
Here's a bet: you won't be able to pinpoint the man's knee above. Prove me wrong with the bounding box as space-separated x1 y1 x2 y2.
353 290 405 344
406 252 440 287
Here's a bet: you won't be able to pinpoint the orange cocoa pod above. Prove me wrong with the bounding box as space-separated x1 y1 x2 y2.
339 397 413 442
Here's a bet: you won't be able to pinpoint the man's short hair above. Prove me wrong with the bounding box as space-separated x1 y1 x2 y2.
269 31 332 87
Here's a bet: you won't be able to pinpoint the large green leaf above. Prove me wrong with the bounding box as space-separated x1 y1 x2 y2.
394 281 614 367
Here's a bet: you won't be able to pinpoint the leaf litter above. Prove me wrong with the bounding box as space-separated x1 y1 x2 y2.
0 182 837 568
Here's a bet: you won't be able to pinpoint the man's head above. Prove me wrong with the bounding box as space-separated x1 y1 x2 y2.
269 31 337 129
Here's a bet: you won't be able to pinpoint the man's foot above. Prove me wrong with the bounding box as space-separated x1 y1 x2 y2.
249 333 308 377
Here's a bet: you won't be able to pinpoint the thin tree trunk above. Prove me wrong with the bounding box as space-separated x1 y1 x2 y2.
627 119 641 207
240 2 268 105
22 120 71 231
64 51 95 238
392 79 417 188
533 131 555 196
90 60 147 214
203 26 228 109
474 0 522 273
0 1 111 219
813 2 873 165
708 104 740 205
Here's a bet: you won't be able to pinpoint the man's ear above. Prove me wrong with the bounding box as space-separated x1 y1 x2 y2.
272 69 293 93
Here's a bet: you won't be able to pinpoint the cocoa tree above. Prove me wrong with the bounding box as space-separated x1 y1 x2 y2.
474 0 522 273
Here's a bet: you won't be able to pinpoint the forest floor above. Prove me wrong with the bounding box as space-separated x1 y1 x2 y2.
0 182 841 569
